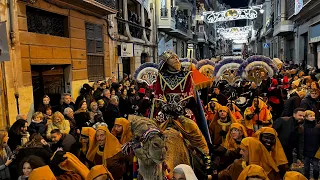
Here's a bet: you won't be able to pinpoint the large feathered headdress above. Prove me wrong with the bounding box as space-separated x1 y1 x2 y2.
134 62 159 86
237 55 278 85
196 59 215 80
213 58 244 86
180 58 198 71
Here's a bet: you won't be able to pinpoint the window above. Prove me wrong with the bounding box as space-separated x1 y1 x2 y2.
85 23 104 81
85 23 103 54
26 6 69 37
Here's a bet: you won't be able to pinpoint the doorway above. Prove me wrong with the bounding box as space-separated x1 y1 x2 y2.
141 53 149 64
122 57 131 76
31 65 65 112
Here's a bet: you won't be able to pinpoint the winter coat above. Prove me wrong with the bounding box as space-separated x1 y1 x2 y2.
273 116 303 159
8 132 22 151
104 103 120 131
281 92 302 117
28 120 47 137
119 96 131 118
0 146 12 180
93 88 104 101
303 120 320 157
74 110 91 131
60 102 75 113
50 134 76 152
46 120 70 139
300 95 320 121
15 145 53 166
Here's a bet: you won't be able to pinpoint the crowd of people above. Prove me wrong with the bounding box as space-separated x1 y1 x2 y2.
1 58 320 180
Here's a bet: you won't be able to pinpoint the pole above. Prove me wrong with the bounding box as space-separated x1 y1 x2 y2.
0 62 9 129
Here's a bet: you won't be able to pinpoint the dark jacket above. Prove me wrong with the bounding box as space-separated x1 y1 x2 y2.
281 92 301 117
50 134 76 152
75 92 94 111
93 88 104 101
104 103 120 131
212 93 228 106
16 145 53 165
300 95 320 121
60 102 75 113
74 111 91 131
28 120 47 137
273 116 303 159
119 96 131 118
8 132 22 151
0 146 12 180
303 120 320 157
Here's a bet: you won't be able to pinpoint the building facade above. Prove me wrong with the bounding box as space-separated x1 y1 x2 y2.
0 0 119 127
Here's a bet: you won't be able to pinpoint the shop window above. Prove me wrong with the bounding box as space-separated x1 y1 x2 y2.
26 6 69 37
85 23 104 81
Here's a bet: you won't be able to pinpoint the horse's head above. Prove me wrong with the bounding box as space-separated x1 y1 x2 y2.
130 116 167 165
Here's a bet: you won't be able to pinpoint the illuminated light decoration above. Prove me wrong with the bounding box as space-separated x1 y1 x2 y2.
204 5 263 23
205 8 258 23
217 26 252 34
233 39 248 44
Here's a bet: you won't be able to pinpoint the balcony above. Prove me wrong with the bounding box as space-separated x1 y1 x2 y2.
116 17 152 41
95 0 116 9
45 0 117 16
196 32 207 43
176 15 188 33
288 0 320 25
273 15 294 37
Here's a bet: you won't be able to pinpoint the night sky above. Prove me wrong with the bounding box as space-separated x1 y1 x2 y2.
222 0 249 26
222 0 249 8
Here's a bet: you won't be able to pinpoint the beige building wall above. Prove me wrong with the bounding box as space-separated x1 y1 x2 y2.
0 0 116 126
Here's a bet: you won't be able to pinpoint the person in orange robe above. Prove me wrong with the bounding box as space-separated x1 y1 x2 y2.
29 165 56 180
111 118 132 145
213 123 248 170
209 106 238 147
86 165 114 180
237 164 270 180
253 127 289 178
227 101 243 123
216 137 281 180
283 171 307 180
86 126 128 180
205 98 222 122
244 97 272 135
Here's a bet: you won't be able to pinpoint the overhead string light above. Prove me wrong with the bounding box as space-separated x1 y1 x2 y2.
203 5 263 23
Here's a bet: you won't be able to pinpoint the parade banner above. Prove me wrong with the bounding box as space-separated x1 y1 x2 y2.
0 22 10 62
294 0 303 15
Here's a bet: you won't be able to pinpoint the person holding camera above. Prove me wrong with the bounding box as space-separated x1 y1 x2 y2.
0 130 13 180
244 97 272 136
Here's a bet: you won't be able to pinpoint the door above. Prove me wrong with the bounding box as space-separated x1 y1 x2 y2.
32 65 65 112
122 57 131 76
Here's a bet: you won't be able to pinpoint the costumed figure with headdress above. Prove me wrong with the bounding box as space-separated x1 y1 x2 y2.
150 50 213 176
237 55 278 134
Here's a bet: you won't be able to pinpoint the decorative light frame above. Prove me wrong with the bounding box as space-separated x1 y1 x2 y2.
204 5 263 23
217 26 252 34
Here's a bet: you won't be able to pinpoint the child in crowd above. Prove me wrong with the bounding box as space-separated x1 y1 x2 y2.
303 110 320 179
29 112 47 137
18 155 46 180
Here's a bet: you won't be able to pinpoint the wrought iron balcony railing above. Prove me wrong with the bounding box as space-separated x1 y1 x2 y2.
161 8 168 17
116 17 151 41
95 0 117 9
176 14 188 33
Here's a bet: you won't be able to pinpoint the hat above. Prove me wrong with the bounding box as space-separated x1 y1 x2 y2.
83 83 93 91
138 88 146 94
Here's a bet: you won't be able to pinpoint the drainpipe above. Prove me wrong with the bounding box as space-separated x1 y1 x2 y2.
8 0 19 121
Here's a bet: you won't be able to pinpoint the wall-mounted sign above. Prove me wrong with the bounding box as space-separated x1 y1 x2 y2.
0 22 10 62
295 0 303 15
120 43 134 57
263 43 270 49
188 44 194 49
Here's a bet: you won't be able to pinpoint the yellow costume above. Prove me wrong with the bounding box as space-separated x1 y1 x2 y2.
86 165 114 180
283 171 307 180
111 118 132 144
237 164 269 180
205 98 222 122
240 137 279 175
86 126 122 167
223 123 248 150
29 165 56 180
80 127 96 155
253 127 288 167
244 98 272 131
59 152 89 179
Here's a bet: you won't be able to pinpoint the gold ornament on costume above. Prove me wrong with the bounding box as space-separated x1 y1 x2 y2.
247 67 268 85
222 68 241 85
